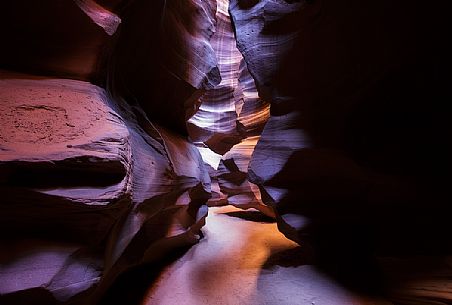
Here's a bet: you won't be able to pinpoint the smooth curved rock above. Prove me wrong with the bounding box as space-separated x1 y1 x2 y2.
109 0 220 134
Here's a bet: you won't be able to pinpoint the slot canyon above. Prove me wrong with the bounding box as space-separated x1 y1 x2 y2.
0 0 451 304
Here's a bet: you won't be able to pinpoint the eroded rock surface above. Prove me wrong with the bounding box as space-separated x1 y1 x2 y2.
0 1 219 303
186 0 270 218
0 74 210 304
2 0 451 304
187 0 269 155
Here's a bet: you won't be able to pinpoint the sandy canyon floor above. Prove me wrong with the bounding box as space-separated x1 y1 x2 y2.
142 206 390 305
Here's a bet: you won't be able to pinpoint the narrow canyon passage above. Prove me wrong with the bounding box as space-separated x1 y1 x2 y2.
186 0 270 215
1 1 451 304
140 2 383 305
140 2 452 304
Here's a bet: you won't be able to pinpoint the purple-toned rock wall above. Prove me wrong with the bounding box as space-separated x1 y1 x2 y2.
1 0 452 304
0 1 216 303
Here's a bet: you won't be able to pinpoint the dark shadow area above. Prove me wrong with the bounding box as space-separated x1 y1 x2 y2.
1 159 125 188
0 0 109 80
310 228 386 296
223 210 275 223
378 256 452 304
0 187 128 245
262 246 314 269
99 246 192 305
0 287 57 305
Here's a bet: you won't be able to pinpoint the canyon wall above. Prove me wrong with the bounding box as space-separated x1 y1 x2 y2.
1 0 451 304
0 0 217 303
230 0 452 254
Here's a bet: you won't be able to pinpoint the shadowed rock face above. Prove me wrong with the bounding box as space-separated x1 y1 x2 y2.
230 0 452 252
0 0 122 80
109 0 220 135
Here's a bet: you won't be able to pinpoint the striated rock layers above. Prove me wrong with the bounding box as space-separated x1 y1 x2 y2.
186 0 271 215
230 0 452 253
187 0 269 155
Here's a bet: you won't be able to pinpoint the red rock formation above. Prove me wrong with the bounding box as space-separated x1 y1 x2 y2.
0 71 210 303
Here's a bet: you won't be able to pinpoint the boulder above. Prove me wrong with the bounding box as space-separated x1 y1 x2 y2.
0 74 210 304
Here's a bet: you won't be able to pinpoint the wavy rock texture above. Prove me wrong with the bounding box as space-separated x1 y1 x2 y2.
187 0 245 155
231 0 452 300
187 0 269 155
186 0 270 217
0 73 210 304
2 0 451 304
109 0 220 134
